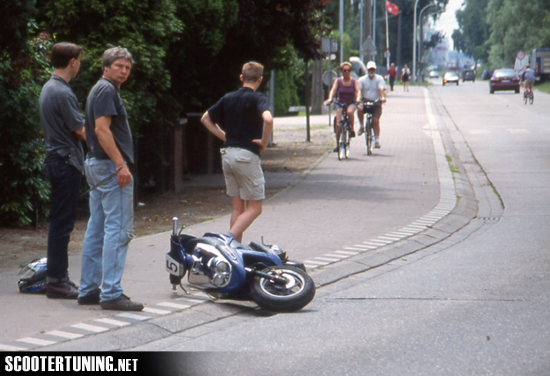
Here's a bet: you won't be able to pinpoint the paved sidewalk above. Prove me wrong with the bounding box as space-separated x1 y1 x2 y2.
0 87 468 351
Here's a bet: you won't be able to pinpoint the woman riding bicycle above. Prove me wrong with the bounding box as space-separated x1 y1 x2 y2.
520 65 536 94
325 62 360 151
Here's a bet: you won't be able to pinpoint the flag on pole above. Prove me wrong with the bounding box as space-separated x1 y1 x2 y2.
386 0 400 15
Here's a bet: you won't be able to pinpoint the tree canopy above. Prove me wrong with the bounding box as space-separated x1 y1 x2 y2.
453 0 550 68
0 1 52 225
0 0 332 225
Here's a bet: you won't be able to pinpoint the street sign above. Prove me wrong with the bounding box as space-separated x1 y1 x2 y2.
322 70 338 87
361 36 377 56
384 50 391 58
322 38 338 53
514 50 528 74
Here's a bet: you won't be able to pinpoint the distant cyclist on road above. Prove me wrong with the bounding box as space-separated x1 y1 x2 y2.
520 65 536 93
325 62 360 151
357 61 386 148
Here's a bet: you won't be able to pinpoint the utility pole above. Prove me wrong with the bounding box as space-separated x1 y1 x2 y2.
339 0 344 65
305 59 311 142
362 0 371 64
397 11 402 69
311 60 323 115
360 0 364 62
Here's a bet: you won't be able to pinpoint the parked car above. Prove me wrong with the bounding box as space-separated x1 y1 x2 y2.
429 70 439 78
489 69 520 94
462 70 476 82
481 69 493 80
443 72 459 86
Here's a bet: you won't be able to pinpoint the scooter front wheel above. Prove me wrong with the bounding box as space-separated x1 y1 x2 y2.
251 266 315 312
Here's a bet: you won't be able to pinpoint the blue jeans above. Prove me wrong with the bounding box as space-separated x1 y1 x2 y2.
43 153 82 282
79 158 134 302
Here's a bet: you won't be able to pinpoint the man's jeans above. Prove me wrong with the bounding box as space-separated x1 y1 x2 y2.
43 153 81 282
79 158 134 302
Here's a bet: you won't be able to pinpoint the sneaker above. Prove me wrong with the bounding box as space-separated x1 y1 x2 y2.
375 140 381 148
333 147 338 152
46 280 79 299
349 130 356 138
78 288 101 305
357 127 364 136
100 294 144 311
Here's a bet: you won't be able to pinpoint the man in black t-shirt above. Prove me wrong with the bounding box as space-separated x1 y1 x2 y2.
201 62 273 243
39 42 85 299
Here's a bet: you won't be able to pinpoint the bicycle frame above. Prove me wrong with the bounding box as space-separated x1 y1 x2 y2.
334 103 354 160
361 99 380 155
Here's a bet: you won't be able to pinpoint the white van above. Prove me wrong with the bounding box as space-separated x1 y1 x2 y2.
349 57 367 79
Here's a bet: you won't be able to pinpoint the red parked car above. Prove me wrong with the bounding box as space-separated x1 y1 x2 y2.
489 69 520 94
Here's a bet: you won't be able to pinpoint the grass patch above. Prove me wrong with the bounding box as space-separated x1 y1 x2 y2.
446 154 459 173
535 82 550 95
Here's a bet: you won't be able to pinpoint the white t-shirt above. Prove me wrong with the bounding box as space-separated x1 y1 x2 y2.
358 74 386 101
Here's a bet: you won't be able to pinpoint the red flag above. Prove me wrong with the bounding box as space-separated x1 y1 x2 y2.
386 0 400 15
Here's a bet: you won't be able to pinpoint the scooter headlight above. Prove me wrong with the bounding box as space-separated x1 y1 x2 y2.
209 257 232 288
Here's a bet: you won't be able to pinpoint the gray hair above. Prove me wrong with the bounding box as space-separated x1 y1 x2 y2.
102 47 133 69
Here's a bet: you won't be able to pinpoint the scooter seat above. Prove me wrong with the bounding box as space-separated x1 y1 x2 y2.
184 237 220 254
249 241 272 254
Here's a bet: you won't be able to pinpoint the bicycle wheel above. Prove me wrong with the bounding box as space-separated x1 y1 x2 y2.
339 122 348 160
344 125 350 159
365 116 373 155
333 116 341 160
336 122 344 160
524 92 527 104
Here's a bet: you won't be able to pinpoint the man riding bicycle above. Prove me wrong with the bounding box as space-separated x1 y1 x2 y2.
520 65 536 93
325 62 361 152
357 61 386 148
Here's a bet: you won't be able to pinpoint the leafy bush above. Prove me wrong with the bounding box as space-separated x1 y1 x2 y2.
274 68 300 117
0 31 53 226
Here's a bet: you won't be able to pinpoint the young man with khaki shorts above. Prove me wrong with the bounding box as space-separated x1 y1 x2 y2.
201 62 273 243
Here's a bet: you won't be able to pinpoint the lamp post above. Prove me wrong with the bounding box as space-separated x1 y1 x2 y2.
412 0 420 84
413 1 436 84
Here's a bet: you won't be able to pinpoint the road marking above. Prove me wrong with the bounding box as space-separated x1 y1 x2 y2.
46 330 84 340
305 260 330 265
507 129 529 134
95 318 130 327
116 313 151 321
16 337 57 346
363 241 388 246
314 257 342 262
0 344 28 351
143 307 172 315
157 302 190 310
324 253 351 258
71 323 109 333
334 250 359 255
390 230 415 235
377 235 402 241
345 246 373 250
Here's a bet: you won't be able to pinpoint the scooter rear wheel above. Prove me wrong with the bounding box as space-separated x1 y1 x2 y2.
250 266 315 312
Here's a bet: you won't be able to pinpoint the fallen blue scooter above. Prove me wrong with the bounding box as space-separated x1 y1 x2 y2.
166 218 315 312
